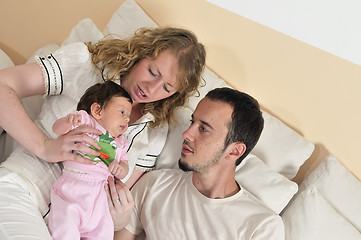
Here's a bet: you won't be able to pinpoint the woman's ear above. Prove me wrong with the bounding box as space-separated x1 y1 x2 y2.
90 102 102 120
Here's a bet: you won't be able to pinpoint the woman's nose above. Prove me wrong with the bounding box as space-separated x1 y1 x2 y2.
147 80 163 94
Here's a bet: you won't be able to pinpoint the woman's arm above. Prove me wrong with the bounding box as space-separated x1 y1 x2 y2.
0 63 49 156
106 176 135 238
0 63 100 163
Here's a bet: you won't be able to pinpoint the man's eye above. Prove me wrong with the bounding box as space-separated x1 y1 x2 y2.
200 126 208 132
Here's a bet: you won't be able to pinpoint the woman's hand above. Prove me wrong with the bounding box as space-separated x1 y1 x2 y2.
40 125 101 164
106 176 134 231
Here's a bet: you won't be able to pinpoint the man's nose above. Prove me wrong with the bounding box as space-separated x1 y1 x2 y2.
182 124 195 142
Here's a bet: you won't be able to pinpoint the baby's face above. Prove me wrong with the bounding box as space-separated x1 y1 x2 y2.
99 96 132 138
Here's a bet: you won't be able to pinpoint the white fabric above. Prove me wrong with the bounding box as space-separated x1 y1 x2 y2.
0 49 15 158
282 185 361 240
297 155 361 232
235 154 298 214
26 43 60 64
124 113 168 174
0 49 15 69
251 111 315 179
62 18 104 46
127 169 285 240
102 0 158 39
0 168 52 240
37 54 64 96
156 107 193 170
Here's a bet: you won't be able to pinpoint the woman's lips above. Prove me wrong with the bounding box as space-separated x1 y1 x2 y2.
136 86 147 100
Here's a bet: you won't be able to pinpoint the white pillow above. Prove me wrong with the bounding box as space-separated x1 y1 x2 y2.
0 49 15 160
298 155 361 232
156 107 192 170
0 49 15 132
282 185 361 240
252 111 315 179
235 154 298 214
187 67 231 111
0 49 15 70
102 0 158 39
62 18 104 46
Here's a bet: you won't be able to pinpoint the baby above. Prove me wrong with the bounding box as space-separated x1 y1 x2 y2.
48 81 132 240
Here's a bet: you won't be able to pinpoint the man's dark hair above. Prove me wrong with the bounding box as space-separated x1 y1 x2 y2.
205 87 264 166
77 81 132 114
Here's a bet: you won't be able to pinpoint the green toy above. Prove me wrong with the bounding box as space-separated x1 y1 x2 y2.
77 131 117 167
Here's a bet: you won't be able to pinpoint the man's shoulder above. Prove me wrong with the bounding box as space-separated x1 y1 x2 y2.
142 168 186 182
233 186 277 215
135 168 186 187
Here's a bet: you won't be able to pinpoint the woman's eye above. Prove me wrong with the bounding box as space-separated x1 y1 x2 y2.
163 84 170 93
148 68 156 77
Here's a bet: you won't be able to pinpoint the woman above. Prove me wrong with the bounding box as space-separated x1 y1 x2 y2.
0 27 206 239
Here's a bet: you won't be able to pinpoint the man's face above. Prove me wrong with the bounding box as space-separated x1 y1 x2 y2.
179 98 233 174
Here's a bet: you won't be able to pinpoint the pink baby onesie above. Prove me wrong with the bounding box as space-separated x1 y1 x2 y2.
48 110 128 240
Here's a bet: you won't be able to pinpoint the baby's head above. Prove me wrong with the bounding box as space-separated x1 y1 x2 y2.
77 81 133 138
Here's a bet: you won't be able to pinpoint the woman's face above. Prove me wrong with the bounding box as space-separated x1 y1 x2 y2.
121 50 179 104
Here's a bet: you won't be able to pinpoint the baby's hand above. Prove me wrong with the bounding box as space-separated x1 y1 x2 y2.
66 113 82 127
109 161 129 180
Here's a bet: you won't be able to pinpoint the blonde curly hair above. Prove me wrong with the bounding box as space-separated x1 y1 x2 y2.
86 27 206 127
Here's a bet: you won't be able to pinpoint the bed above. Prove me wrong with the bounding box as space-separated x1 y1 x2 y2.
1 0 360 239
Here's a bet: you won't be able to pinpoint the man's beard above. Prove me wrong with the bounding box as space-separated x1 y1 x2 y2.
178 148 224 174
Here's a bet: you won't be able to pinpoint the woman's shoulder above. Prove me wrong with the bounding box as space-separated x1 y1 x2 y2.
51 42 90 63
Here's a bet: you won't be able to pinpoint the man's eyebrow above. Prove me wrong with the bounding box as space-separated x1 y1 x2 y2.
191 114 214 130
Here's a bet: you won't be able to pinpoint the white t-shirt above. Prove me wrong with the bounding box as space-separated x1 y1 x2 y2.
127 169 285 240
1 42 168 215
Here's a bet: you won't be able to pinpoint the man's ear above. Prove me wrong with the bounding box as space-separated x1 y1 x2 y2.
90 102 102 120
227 142 246 161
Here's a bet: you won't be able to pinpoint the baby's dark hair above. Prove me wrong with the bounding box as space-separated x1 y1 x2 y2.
77 81 132 114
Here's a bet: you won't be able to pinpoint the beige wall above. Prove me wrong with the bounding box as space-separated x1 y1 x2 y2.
1 0 360 182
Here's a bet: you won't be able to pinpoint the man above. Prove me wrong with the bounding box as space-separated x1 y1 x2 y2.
112 87 285 239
